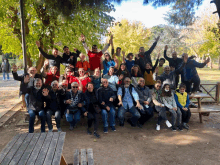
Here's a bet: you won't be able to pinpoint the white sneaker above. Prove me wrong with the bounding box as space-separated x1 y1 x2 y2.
165 120 172 128
48 129 53 132
156 124 160 131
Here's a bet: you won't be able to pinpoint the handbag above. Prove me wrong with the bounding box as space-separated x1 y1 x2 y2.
93 104 101 113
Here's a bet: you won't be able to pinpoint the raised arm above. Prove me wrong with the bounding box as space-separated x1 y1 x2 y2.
145 36 160 55
101 34 112 53
36 41 54 59
164 45 172 61
193 57 210 68
111 34 114 56
175 53 188 74
12 65 23 81
152 54 160 72
80 34 89 54
122 51 126 63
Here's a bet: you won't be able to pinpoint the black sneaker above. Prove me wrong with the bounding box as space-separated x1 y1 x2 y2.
111 126 116 131
177 126 183 131
119 122 124 127
87 128 92 135
69 126 74 130
171 126 177 131
104 127 108 133
137 122 143 128
127 119 136 127
94 132 100 138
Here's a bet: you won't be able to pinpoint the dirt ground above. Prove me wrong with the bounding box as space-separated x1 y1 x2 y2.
1 105 220 165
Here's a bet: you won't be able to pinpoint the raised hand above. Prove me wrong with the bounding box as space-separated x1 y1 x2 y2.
74 48 77 52
157 53 160 59
24 75 30 83
80 34 85 42
165 45 168 50
155 36 160 42
109 97 113 102
42 88 49 96
183 53 188 63
205 57 210 64
44 60 49 67
12 65 17 72
122 51 125 56
36 41 40 47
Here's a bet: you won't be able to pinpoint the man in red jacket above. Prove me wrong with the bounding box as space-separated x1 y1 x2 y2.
80 34 113 75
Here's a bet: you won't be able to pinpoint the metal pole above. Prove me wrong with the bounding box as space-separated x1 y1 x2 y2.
20 0 27 74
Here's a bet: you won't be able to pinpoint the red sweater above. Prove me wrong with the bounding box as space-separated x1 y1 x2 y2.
87 50 103 71
45 71 60 86
80 77 91 93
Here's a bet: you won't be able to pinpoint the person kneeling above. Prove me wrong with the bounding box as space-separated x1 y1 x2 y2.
161 84 182 131
84 82 101 138
175 83 191 130
45 80 64 132
98 79 116 133
117 77 142 127
135 78 154 128
64 82 85 130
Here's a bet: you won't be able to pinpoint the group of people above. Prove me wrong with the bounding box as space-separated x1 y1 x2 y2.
12 34 210 138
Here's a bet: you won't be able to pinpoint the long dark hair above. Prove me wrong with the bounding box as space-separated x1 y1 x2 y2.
161 84 172 97
117 63 130 76
131 65 142 76
104 52 113 62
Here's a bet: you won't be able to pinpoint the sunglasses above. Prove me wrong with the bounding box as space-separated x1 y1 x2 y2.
53 84 58 86
72 86 78 88
30 70 36 71
102 81 108 83
125 81 131 83
156 85 161 88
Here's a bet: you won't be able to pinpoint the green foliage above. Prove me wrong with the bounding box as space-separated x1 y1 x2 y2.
0 0 115 64
109 19 151 54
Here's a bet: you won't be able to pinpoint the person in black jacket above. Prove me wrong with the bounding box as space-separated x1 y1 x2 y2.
12 65 42 109
135 36 160 74
97 78 116 133
64 82 86 130
164 45 195 88
36 41 68 73
25 78 47 133
45 80 65 132
63 46 81 71
84 82 101 138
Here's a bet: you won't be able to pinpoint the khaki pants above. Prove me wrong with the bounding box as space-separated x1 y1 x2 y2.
21 94 26 108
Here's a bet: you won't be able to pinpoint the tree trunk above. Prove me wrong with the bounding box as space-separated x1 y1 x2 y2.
210 56 212 69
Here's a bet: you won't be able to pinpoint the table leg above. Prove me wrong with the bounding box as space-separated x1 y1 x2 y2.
60 155 67 165
199 113 203 123
198 98 201 108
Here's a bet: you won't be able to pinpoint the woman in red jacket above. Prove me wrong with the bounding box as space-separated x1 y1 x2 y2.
42 66 60 86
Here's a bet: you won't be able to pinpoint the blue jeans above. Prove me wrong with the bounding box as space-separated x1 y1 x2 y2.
101 106 116 127
65 109 81 127
28 109 46 133
118 106 141 126
46 110 61 130
3 72 9 80
25 93 29 108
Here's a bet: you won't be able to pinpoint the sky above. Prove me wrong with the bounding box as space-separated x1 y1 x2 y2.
110 0 216 28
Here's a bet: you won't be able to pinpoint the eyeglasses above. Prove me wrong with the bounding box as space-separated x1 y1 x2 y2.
92 47 97 50
156 85 161 88
53 84 58 86
30 70 36 71
102 81 108 83
125 81 131 83
72 86 78 88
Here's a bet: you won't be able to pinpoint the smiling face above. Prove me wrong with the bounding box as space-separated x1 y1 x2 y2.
53 48 58 57
51 67 58 75
87 83 94 92
78 68 85 77
124 78 131 88
120 64 126 71
139 47 145 53
64 47 70 55
179 87 185 93
138 78 145 87
145 63 151 69
71 84 79 93
164 66 170 75
28 67 37 76
92 45 98 53
52 81 59 90
102 79 109 88
172 51 177 59
154 83 161 90
94 68 100 76
80 54 85 61
34 79 42 90
133 66 138 73
109 67 114 75
105 53 110 61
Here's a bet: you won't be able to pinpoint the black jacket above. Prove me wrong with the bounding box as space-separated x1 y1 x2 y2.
64 90 85 111
84 90 100 113
44 89 66 112
63 50 81 67
26 87 46 112
12 71 42 96
97 86 116 109
135 41 158 73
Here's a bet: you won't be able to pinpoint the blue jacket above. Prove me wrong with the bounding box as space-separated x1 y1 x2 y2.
103 60 115 75
97 86 116 109
181 59 206 81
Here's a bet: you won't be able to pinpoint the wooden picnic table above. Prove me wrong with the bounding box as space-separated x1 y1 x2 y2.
189 93 220 123
0 132 67 165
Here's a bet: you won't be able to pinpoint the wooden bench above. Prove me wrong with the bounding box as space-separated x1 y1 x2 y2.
0 132 67 165
189 93 220 123
74 148 94 165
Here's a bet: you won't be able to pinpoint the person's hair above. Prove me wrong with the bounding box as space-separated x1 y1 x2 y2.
116 47 121 51
92 45 97 48
50 66 58 70
146 62 152 67
86 82 94 88
139 47 144 50
159 58 165 63
161 84 172 97
71 82 78 86
131 65 142 76
124 77 131 82
154 80 161 89
63 46 69 50
138 78 145 84
51 80 59 87
127 53 134 59
179 83 186 90
53 48 58 51
101 78 108 83
104 52 112 61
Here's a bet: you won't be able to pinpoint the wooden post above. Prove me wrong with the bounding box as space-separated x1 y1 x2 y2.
216 82 220 104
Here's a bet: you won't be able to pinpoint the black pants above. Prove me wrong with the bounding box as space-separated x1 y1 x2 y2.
179 107 191 123
175 74 180 88
113 91 119 108
183 75 200 93
138 104 154 125
87 112 99 132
